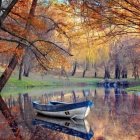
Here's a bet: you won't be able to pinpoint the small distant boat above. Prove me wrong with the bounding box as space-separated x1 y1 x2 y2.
32 100 93 119
32 115 94 140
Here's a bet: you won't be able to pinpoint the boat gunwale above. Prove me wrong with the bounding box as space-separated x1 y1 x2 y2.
32 100 93 112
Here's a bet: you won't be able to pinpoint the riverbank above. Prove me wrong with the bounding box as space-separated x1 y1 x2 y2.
1 72 140 96
126 86 140 92
1 75 100 96
126 79 140 91
4 74 140 89
5 75 101 88
97 78 140 92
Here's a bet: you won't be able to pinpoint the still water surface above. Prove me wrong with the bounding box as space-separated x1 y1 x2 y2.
0 87 140 140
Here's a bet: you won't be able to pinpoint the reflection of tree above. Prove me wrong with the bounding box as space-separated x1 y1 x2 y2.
0 95 22 139
83 90 90 101
82 90 86 101
72 90 76 103
19 93 65 140
93 89 98 107
114 88 122 113
30 126 64 140
104 88 110 105
132 94 139 113
94 89 97 97
121 90 128 102
19 94 24 119
23 94 33 130
104 88 113 118
18 93 34 136
87 88 140 139
61 91 64 102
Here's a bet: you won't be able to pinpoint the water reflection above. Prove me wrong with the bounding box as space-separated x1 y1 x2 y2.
33 115 93 140
0 95 22 139
0 87 140 140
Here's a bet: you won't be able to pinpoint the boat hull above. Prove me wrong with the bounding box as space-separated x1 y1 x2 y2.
35 106 90 119
32 100 93 119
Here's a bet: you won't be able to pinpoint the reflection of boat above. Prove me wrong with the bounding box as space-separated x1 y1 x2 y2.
32 115 93 140
32 100 93 119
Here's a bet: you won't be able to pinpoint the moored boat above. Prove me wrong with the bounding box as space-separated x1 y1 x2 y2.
32 100 93 119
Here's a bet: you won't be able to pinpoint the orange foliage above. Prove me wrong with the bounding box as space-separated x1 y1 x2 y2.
0 1 73 70
0 41 16 54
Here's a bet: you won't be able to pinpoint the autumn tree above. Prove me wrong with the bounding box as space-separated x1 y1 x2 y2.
0 0 73 138
68 0 140 79
0 0 72 89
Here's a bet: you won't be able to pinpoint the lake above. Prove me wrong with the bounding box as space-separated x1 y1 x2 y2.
0 87 140 140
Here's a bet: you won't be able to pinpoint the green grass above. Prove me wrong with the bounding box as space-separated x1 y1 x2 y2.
68 77 101 84
6 77 48 87
125 78 140 92
0 74 101 97
126 86 140 92
4 75 101 88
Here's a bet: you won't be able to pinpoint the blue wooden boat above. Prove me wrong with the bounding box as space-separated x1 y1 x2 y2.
32 100 93 119
32 115 94 140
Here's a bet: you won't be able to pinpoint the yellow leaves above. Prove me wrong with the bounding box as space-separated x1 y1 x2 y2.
46 3 75 28
34 41 70 70
48 54 70 70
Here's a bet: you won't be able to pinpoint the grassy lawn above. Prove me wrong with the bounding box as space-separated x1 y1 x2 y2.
1 74 140 96
126 86 140 92
126 78 140 92
0 74 101 96
0 76 100 97
6 77 50 87
67 77 101 85
4 74 101 88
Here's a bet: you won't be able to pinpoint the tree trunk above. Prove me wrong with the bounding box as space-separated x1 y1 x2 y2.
72 91 76 103
0 95 22 138
82 69 87 78
114 55 121 79
23 49 32 77
115 64 120 79
133 66 139 79
23 66 30 77
0 0 18 26
121 67 127 79
71 61 77 76
19 56 24 80
93 63 97 78
94 72 97 78
0 1 38 139
0 46 22 92
104 66 110 79
0 0 2 9
82 59 89 78
22 0 38 77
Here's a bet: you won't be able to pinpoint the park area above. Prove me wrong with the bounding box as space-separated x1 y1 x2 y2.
0 0 140 140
